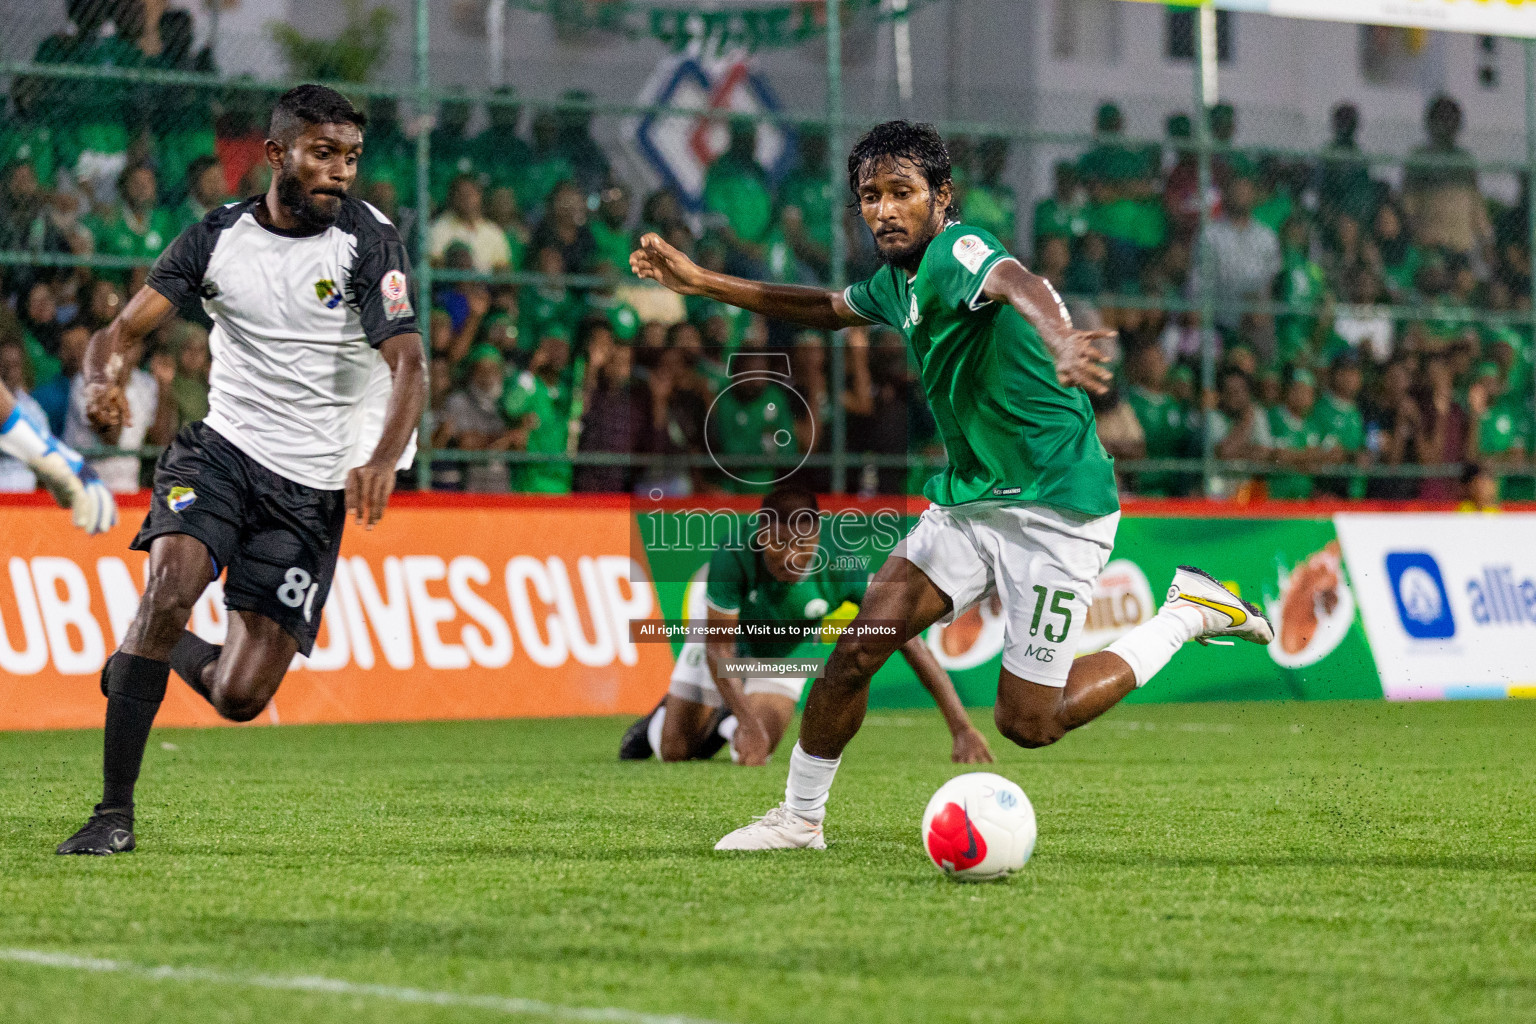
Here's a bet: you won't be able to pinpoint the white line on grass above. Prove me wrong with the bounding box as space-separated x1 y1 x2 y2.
0 947 733 1024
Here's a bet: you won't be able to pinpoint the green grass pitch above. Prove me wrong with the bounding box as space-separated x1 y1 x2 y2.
2 700 1533 1023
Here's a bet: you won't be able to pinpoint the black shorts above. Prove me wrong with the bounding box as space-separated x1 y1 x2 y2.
132 421 346 655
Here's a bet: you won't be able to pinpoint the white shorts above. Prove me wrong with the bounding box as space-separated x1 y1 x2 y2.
666 641 808 707
894 501 1119 685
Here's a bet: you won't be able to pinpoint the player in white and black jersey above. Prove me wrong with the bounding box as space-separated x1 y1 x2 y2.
57 85 427 855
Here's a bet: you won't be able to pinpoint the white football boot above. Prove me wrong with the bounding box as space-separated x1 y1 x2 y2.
1165 565 1275 647
714 803 827 851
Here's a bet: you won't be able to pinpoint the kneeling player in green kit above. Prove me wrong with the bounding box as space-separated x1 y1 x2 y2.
620 486 994 766
631 121 1273 850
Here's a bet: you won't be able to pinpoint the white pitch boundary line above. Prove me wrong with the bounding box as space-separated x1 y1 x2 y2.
0 948 733 1024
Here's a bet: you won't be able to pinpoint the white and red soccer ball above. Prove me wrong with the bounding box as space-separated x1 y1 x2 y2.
922 772 1037 881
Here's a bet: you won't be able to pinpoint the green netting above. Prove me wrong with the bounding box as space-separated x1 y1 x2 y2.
0 1 1534 503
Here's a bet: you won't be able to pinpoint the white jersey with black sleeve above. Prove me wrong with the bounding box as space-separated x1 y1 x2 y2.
146 195 419 491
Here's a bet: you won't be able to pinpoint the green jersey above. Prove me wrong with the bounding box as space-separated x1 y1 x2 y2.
88 207 176 281
963 183 1017 245
501 370 573 494
0 121 58 187
704 529 869 658
709 381 801 494
1031 196 1088 244
1477 399 1529 457
779 169 834 248
1309 390 1366 499
1309 392 1364 454
842 223 1118 516
703 157 773 244
1127 385 1189 496
1267 406 1322 500
589 220 633 274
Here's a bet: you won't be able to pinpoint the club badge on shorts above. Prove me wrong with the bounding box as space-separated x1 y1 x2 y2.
381 269 413 320
167 486 196 513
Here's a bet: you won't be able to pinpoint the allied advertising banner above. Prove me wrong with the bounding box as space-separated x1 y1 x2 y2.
1335 513 1536 700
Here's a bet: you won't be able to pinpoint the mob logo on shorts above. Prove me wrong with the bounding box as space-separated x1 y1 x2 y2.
166 486 197 513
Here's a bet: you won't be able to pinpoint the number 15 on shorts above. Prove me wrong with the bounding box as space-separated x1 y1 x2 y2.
1025 586 1073 663
277 567 320 623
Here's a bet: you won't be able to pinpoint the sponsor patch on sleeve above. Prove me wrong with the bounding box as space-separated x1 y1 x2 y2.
952 234 994 274
381 269 413 319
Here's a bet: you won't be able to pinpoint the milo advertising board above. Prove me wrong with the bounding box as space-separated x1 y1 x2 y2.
639 508 1384 708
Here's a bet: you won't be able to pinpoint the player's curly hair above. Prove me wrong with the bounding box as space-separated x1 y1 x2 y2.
846 120 958 219
270 84 368 144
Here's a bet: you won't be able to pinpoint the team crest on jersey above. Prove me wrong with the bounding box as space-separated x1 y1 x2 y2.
314 279 342 309
952 234 993 274
904 292 922 329
381 269 412 319
167 486 196 513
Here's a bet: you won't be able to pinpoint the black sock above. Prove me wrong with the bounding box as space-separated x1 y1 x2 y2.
100 653 170 811
169 630 221 703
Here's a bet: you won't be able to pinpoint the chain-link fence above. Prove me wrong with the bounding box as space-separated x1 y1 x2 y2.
1 0 1534 504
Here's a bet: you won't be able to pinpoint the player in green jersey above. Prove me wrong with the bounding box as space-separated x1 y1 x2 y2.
631 121 1272 851
619 487 994 767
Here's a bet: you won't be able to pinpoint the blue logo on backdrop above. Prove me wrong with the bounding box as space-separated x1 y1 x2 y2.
1385 552 1455 639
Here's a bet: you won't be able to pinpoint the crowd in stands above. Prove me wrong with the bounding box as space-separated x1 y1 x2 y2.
1 0 1533 504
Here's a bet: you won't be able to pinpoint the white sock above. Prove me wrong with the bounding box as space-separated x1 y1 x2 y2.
1105 604 1205 688
0 407 49 463
646 705 666 758
784 743 840 824
717 715 738 742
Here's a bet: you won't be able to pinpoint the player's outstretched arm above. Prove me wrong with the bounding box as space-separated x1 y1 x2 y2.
899 637 995 764
630 232 868 332
346 332 426 531
981 259 1115 396
702 606 774 766
83 286 177 436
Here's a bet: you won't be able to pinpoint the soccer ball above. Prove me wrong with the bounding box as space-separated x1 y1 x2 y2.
922 772 1037 881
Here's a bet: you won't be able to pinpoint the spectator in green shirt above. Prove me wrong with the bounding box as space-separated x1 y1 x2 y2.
1267 367 1329 499
1310 354 1368 498
1033 162 1087 253
485 184 529 272
776 128 832 279
1077 103 1146 189
523 112 577 215
89 163 174 291
703 118 773 277
0 85 59 190
707 344 799 494
520 246 582 353
1315 102 1378 227
1368 201 1422 303
360 96 416 199
429 96 478 208
963 137 1017 250
590 182 633 274
1125 344 1193 496
1467 360 1533 499
502 326 575 494
474 86 534 195
171 155 228 237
